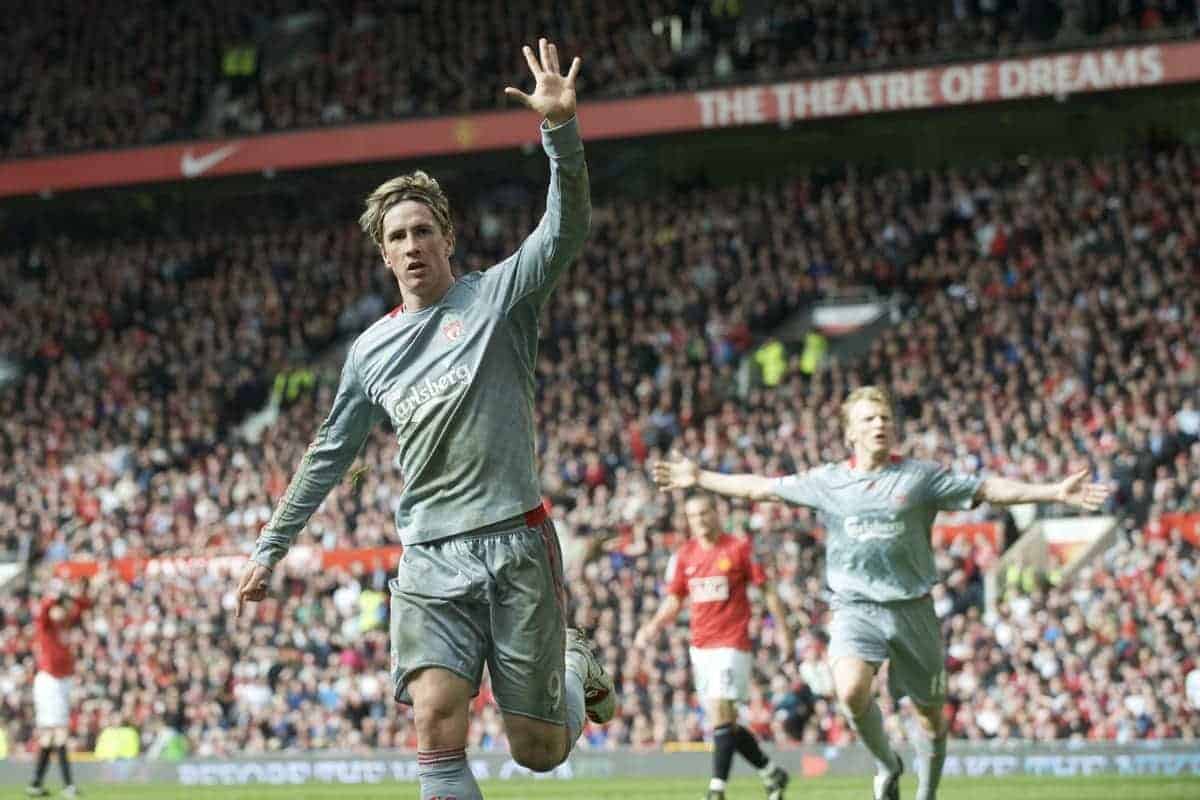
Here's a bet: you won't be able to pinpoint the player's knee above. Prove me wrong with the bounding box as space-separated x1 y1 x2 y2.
832 666 873 715
509 734 566 773
710 702 737 727
914 704 947 736
835 685 871 717
413 700 466 745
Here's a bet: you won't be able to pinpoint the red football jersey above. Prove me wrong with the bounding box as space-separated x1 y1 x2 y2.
34 596 90 678
668 534 765 650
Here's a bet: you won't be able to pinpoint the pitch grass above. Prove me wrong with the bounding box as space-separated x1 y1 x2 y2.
29 774 1200 799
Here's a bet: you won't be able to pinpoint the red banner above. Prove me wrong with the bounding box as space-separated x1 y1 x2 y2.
1146 512 1200 545
52 545 404 582
51 522 999 580
3 41 1198 199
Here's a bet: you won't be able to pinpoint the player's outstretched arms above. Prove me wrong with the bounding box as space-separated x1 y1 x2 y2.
651 454 778 501
976 469 1112 511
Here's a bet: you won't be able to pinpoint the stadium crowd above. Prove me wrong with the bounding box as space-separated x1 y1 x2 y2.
0 512 1194 755
2 136 1199 754
3 0 1196 157
0 220 400 562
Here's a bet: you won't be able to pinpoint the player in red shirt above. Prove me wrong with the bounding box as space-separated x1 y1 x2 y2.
635 494 794 800
27 581 90 798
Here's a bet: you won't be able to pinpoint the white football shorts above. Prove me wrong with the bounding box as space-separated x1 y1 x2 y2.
689 646 752 703
34 671 71 728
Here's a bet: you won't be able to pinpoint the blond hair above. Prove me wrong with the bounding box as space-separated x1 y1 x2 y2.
359 170 454 251
840 385 894 445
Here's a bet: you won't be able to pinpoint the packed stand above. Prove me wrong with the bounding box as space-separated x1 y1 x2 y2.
4 0 1196 157
0 517 1193 755
1 172 834 565
1 565 410 758
0 222 398 562
2 141 1200 752
942 527 1199 741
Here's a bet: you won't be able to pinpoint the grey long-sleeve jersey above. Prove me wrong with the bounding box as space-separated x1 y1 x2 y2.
773 458 981 604
251 118 590 568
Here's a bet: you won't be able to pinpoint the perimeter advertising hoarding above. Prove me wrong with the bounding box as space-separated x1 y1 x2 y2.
1 742 1198 785
2 42 1198 198
50 522 996 582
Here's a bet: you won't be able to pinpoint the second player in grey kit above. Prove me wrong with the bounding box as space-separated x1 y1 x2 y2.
234 39 614 800
654 385 1110 800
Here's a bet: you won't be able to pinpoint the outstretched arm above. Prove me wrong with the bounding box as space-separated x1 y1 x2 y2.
652 456 778 501
976 469 1111 510
482 38 590 312
237 353 379 617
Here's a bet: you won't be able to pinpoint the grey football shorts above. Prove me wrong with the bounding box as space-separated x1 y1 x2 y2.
389 509 569 725
828 594 947 707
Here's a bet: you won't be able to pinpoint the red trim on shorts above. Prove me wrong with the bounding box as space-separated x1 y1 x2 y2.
524 504 548 527
536 518 567 622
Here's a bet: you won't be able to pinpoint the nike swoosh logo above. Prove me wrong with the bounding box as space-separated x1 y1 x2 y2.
180 144 239 178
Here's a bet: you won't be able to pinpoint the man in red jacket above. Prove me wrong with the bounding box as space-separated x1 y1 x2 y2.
27 580 89 798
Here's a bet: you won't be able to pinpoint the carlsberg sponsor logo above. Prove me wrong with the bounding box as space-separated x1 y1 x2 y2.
844 515 904 542
385 364 472 421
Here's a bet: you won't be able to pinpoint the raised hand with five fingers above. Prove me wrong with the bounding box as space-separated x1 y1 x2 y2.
504 38 581 126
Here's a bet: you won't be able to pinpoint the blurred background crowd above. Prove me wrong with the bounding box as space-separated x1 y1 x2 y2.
1 0 1198 763
3 0 1197 157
